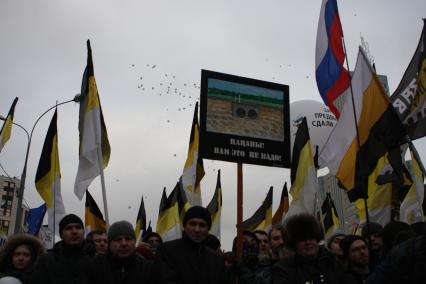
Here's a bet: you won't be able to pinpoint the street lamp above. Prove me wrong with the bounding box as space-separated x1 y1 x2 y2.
0 94 81 234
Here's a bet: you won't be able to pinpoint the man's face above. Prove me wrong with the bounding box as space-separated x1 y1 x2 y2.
184 218 209 243
61 223 84 246
269 229 284 250
12 245 32 270
109 235 136 258
147 236 162 249
295 239 319 257
369 233 383 251
255 233 270 254
92 233 108 254
348 240 369 267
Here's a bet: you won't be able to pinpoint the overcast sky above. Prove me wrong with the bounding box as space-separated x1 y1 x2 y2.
1 0 425 249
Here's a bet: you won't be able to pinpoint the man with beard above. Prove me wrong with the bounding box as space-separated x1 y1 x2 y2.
339 235 370 283
157 206 227 284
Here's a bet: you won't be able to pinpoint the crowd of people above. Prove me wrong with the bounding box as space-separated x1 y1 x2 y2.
0 205 425 283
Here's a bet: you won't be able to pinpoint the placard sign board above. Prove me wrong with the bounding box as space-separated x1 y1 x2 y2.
199 70 290 168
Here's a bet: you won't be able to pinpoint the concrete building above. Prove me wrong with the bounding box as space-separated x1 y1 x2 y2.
0 175 29 237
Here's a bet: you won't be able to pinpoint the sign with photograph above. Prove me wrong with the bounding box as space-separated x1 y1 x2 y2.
199 70 290 167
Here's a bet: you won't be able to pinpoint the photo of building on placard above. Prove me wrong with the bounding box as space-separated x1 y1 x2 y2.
206 78 285 141
199 70 290 168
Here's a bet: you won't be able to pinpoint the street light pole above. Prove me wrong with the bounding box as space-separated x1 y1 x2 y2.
0 94 81 234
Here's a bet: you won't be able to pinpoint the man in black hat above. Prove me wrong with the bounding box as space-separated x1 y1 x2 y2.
157 206 227 284
82 220 157 284
28 214 95 284
339 235 370 283
273 213 344 284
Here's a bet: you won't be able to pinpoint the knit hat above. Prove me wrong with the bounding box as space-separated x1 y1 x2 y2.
59 214 83 237
284 213 323 249
108 221 136 242
339 235 367 257
361 222 383 238
326 229 346 249
182 206 212 229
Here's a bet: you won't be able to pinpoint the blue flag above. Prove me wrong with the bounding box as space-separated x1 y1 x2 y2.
25 203 47 235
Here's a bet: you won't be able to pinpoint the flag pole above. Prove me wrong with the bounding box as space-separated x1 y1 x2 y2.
236 163 243 258
342 38 372 248
97 145 110 229
53 103 57 246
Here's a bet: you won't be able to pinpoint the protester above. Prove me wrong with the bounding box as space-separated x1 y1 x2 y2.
367 227 426 283
204 234 221 252
254 230 272 266
28 214 95 284
82 220 157 284
361 222 384 270
268 227 284 261
273 213 343 284
86 230 107 255
157 206 227 283
326 230 345 258
339 235 369 283
142 232 163 254
382 221 410 254
229 230 272 284
0 234 44 282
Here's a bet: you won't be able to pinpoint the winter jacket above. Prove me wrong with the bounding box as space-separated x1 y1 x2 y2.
27 240 95 284
272 246 344 284
82 252 159 284
157 233 228 284
367 235 426 284
0 234 45 282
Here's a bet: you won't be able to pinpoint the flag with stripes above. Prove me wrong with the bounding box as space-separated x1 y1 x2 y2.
321 193 340 238
315 0 350 118
391 20 426 140
320 47 407 201
242 187 273 232
272 182 289 227
74 40 111 200
135 195 147 240
35 109 66 235
181 102 205 205
400 145 425 224
0 97 18 153
207 169 222 239
287 117 318 217
85 190 106 235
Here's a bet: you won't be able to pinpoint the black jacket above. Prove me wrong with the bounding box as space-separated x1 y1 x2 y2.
82 252 158 284
27 240 95 284
273 246 343 284
157 233 228 284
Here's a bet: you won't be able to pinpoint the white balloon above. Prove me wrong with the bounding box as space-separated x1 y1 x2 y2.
290 100 336 168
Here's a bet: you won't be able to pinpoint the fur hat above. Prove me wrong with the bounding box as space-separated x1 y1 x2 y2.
59 214 83 237
108 221 136 242
284 213 323 248
182 206 212 229
0 234 45 270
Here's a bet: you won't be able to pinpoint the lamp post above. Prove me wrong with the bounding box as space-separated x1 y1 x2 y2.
0 94 81 234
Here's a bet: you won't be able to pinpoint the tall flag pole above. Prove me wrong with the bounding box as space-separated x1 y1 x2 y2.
135 195 147 241
286 117 318 217
0 97 18 153
74 40 111 227
315 0 350 118
181 102 205 206
35 109 66 243
391 20 426 140
242 187 273 232
207 169 223 239
84 190 106 236
272 182 289 228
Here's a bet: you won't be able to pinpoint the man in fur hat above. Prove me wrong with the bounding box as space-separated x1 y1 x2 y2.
273 213 344 284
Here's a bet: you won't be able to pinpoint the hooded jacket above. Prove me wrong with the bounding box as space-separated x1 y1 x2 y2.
0 234 44 281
